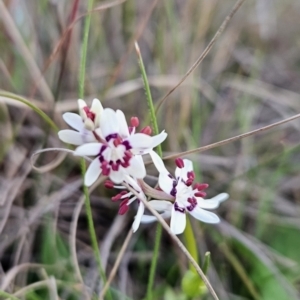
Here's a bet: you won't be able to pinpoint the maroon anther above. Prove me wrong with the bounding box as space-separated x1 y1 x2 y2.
118 199 129 215
83 107 95 121
175 158 184 168
104 180 114 189
113 136 123 147
187 197 197 211
131 117 139 127
194 191 206 198
111 163 120 171
185 178 193 186
140 126 152 135
121 161 130 168
111 191 127 202
194 183 209 191
124 151 132 160
101 161 110 176
187 171 195 180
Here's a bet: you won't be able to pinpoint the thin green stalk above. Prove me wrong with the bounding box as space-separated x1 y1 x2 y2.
135 42 162 300
0 91 58 131
0 291 20 300
184 217 199 273
78 2 111 299
81 160 107 284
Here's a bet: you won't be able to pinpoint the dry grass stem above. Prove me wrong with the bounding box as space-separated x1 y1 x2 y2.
155 0 246 112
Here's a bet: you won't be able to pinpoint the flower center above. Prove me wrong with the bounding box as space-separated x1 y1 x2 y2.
98 136 133 175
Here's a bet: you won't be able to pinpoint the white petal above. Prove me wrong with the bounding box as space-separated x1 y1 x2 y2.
195 193 229 210
147 200 172 212
196 198 220 209
100 108 119 138
85 158 102 186
158 172 175 195
126 156 146 179
74 143 102 156
63 113 84 131
140 215 158 223
78 99 87 118
109 169 126 183
78 99 87 110
208 193 229 203
127 133 153 150
182 159 193 172
91 98 103 114
140 210 172 223
91 98 103 127
149 150 168 174
189 206 220 224
116 110 129 138
149 130 167 149
175 159 193 180
170 204 186 235
132 202 145 232
58 130 85 145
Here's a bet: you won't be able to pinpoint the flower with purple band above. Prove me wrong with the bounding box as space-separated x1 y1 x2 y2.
74 108 167 186
58 98 103 145
142 152 229 235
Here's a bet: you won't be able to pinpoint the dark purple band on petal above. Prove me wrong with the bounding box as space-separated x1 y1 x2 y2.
174 202 185 213
106 133 118 142
170 179 177 197
122 140 132 150
186 197 197 212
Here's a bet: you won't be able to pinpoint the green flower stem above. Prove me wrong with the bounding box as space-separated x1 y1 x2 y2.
184 217 199 273
0 291 20 300
0 91 58 132
135 42 162 300
78 2 111 299
202 252 211 275
81 160 107 286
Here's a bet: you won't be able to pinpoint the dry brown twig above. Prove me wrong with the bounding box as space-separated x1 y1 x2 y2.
155 0 247 113
99 229 133 300
163 112 300 161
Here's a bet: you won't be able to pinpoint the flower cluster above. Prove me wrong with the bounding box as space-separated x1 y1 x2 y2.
58 99 228 235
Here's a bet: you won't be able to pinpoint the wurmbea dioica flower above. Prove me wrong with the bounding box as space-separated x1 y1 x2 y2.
58 98 103 145
74 108 167 186
141 152 229 235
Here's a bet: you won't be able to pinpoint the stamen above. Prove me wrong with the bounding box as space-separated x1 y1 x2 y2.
175 158 184 168
101 161 110 176
113 136 123 147
112 191 128 202
83 106 95 121
140 126 152 135
194 191 206 198
194 183 209 191
104 180 114 189
185 178 193 186
187 171 195 180
129 127 134 134
118 199 129 215
130 117 139 127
